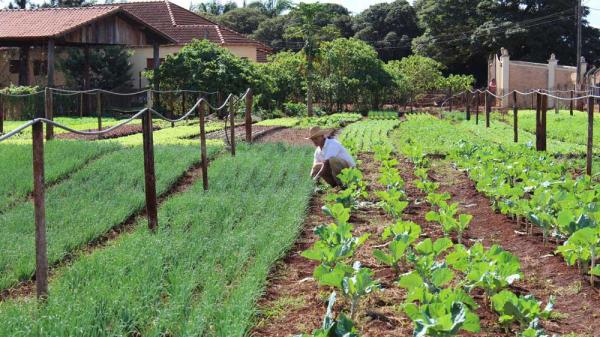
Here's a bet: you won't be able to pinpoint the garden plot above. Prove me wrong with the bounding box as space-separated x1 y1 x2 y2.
0 143 314 337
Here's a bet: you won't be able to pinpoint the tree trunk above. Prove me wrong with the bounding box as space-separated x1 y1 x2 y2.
306 53 314 117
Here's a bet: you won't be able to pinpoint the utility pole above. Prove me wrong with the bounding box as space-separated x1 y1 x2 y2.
576 0 582 88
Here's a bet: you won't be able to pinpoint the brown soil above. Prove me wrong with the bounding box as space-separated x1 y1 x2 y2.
255 127 337 146
0 161 207 301
252 153 411 337
205 125 281 141
429 160 600 336
252 151 600 337
55 124 162 140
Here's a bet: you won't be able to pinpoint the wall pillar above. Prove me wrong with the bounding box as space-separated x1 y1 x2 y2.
500 48 510 108
547 53 557 108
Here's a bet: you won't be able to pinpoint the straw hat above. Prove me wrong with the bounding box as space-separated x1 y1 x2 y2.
305 126 329 140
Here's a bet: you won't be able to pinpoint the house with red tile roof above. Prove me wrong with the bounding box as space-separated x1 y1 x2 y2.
0 0 270 88
116 0 271 88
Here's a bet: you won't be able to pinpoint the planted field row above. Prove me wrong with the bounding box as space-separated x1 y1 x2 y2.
0 141 120 212
281 135 553 336
0 143 221 291
396 115 600 288
255 113 362 128
338 119 400 153
0 143 314 337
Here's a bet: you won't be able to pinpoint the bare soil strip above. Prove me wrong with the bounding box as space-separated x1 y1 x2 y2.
0 158 212 301
55 124 163 140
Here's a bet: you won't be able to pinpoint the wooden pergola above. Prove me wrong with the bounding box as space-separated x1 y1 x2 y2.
0 6 174 135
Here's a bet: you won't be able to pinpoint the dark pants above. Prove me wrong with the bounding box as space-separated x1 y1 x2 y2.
313 157 352 187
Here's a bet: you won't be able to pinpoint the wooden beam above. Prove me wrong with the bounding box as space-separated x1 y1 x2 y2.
513 91 518 143
32 119 48 299
46 39 55 140
245 89 253 143
587 96 594 175
198 101 208 190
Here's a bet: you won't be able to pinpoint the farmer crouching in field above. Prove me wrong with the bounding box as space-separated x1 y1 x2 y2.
307 126 356 187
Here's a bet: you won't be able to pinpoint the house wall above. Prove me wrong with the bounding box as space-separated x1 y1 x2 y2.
129 44 259 88
0 47 68 88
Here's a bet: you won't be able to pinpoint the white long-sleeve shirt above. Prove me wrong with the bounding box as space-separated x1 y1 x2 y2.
313 138 356 167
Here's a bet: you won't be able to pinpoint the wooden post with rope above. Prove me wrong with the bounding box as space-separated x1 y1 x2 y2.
513 91 518 143
142 92 158 231
44 87 53 140
485 91 490 128
465 92 471 121
96 91 102 133
230 98 236 156
0 94 4 134
245 89 253 143
570 90 574 115
32 117 48 299
587 96 594 175
475 92 480 125
198 100 208 190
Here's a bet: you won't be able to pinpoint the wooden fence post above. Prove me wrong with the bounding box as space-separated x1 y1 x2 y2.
535 93 547 151
96 91 102 132
142 105 158 231
587 96 594 176
45 88 53 140
79 92 83 118
570 90 574 115
230 99 236 156
448 89 453 112
465 92 471 121
198 101 208 190
531 92 534 110
32 118 48 299
245 89 253 143
513 91 518 143
181 92 187 124
475 92 480 125
485 91 490 128
0 94 4 134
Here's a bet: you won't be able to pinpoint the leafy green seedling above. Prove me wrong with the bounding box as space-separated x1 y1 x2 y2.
491 290 553 334
293 292 361 337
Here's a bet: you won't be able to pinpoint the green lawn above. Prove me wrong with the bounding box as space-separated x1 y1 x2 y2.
0 143 314 337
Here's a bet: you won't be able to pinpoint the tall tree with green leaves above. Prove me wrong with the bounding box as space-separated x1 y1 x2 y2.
285 2 338 116
191 0 237 16
248 0 292 17
218 7 267 35
412 0 600 83
353 0 420 61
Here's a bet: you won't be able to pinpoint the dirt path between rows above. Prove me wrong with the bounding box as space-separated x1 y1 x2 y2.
429 160 600 336
55 124 163 140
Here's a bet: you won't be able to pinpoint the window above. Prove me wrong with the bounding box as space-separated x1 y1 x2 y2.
9 60 20 74
146 58 165 70
33 60 47 76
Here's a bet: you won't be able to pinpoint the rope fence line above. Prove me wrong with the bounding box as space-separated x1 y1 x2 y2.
434 87 597 179
0 86 254 300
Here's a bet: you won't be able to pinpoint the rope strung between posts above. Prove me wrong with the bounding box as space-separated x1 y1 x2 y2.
0 88 250 142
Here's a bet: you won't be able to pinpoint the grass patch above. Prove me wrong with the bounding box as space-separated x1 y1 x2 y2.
0 143 314 337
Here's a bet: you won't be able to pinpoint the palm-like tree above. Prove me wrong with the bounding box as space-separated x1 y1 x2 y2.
248 0 292 17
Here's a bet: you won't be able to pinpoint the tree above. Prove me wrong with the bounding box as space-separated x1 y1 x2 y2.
247 0 292 17
218 7 267 35
191 0 237 16
353 0 420 61
385 55 445 104
285 2 339 116
59 46 133 90
252 15 289 52
317 38 391 111
412 0 600 83
256 51 306 111
153 39 255 104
